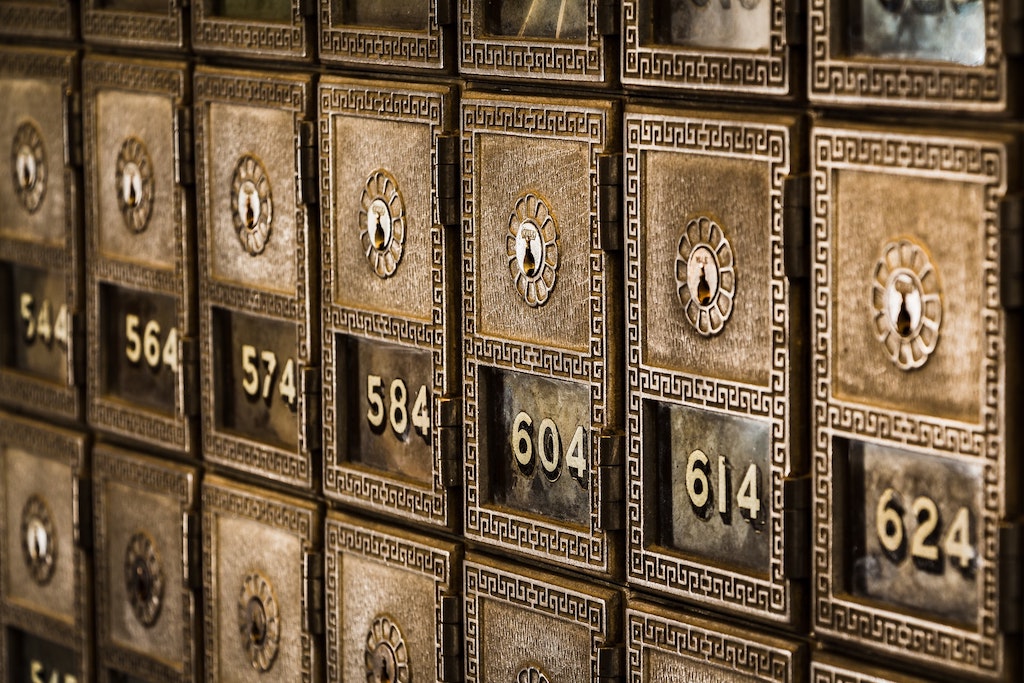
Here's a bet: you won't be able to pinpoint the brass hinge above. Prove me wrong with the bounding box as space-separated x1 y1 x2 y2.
598 0 619 35
435 0 455 26
598 154 622 252
783 476 811 579
304 551 325 635
74 475 92 552
301 365 322 451
439 594 462 682
297 120 318 205
597 645 625 682
70 310 86 388
783 174 810 281
785 0 805 46
1004 0 1024 57
1000 194 1024 310
999 523 1022 632
437 133 460 227
180 335 200 417
64 91 82 168
297 0 316 17
174 106 194 186
598 432 625 532
439 427 462 488
183 512 202 591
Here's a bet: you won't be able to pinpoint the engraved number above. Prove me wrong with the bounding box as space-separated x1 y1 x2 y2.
685 450 762 525
19 293 68 347
511 411 586 487
125 314 178 371
240 345 296 408
875 488 975 574
366 374 430 439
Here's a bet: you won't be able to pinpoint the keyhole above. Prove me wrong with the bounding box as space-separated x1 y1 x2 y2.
380 655 391 683
522 244 537 277
247 598 267 646
131 559 151 602
27 519 46 560
244 195 255 228
895 293 913 338
696 263 712 305
17 149 34 190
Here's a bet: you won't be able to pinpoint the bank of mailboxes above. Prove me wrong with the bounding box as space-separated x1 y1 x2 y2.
92 445 199 682
84 56 200 457
462 92 624 578
319 77 461 529
811 123 1021 680
0 48 83 423
195 67 320 490
0 412 91 683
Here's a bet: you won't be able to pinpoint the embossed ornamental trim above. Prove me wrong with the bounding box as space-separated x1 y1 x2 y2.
318 0 449 70
192 0 310 60
82 0 186 50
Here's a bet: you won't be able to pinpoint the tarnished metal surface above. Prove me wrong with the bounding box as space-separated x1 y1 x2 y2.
84 56 199 456
82 0 188 51
0 411 90 682
195 67 319 490
462 92 623 577
320 77 460 529
812 122 1020 680
192 0 313 61
625 106 808 627
0 48 83 422
92 445 199 683
318 0 453 71
0 0 77 41
811 652 943 683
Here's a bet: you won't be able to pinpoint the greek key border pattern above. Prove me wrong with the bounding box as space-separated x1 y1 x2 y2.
93 447 196 682
464 558 613 683
624 113 794 619
808 0 1005 110
811 127 1006 676
82 2 185 49
627 605 797 682
0 3 74 40
622 0 790 94
318 1 446 69
462 97 613 573
192 2 308 59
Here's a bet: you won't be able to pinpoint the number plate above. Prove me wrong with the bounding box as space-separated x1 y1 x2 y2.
462 93 623 576
0 412 89 682
320 77 459 528
812 124 1019 679
622 0 796 96
627 600 806 682
192 0 313 61
318 0 452 71
625 107 807 625
93 445 199 681
460 0 615 84
201 476 321 682
809 0 1011 111
0 0 75 40
196 67 318 490
0 48 82 422
464 554 621 682
325 512 461 683
82 0 187 50
84 57 199 455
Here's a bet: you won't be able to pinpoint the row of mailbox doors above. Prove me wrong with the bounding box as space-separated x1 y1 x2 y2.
1 0 1018 114
1 49 1022 680
0 410 1000 683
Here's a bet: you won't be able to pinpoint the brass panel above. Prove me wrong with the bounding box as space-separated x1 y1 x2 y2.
809 0 1011 112
625 107 806 627
325 512 461 682
82 0 188 51
812 123 1019 680
321 77 460 528
192 0 313 61
462 93 623 577
0 411 90 682
464 554 621 682
622 0 796 97
84 57 199 456
201 476 321 683
0 0 76 41
627 600 806 682
459 0 614 84
93 446 199 682
318 0 452 71
0 48 82 422
195 67 319 490
811 652 942 682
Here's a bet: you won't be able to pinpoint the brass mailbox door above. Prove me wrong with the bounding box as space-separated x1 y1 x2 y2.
81 0 188 51
0 48 83 423
811 652 942 683
84 57 199 457
192 0 313 61
93 446 199 683
624 107 808 627
318 0 454 71
325 512 462 682
808 0 1011 112
0 0 76 41
462 92 624 578
627 601 807 682
202 476 322 682
0 412 90 683
459 0 616 84
320 76 460 530
464 554 621 682
621 0 798 97
195 67 319 491
812 123 1020 680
